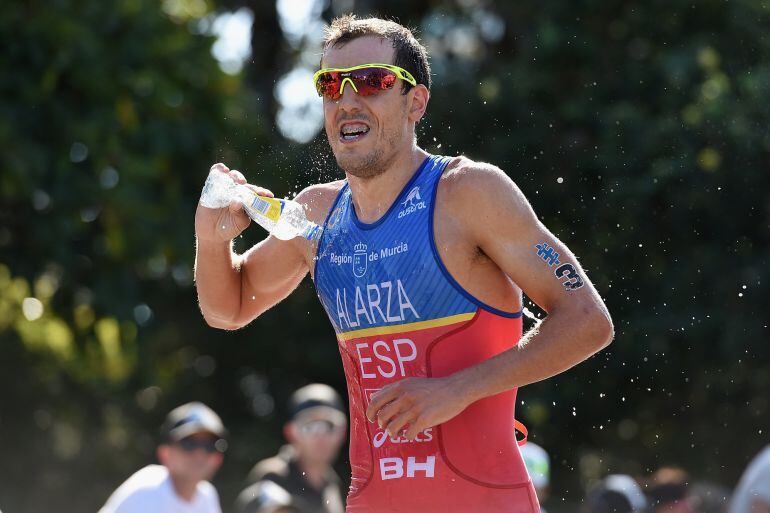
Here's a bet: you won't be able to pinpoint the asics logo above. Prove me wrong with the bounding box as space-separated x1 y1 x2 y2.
372 428 434 448
373 431 389 448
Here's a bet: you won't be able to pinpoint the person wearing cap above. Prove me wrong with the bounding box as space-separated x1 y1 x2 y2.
240 384 347 513
582 474 647 513
98 402 227 513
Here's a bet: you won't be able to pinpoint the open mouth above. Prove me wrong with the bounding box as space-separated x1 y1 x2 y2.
339 122 370 143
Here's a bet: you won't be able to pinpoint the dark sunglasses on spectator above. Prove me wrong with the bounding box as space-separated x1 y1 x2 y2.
175 437 225 454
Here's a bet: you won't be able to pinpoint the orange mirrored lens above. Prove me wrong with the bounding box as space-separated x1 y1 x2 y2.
316 68 399 100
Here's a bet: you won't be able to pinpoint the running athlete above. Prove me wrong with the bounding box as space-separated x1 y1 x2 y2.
194 15 614 513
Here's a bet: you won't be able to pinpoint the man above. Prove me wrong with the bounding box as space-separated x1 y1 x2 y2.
731 445 770 513
194 14 613 513
98 402 226 513
236 384 347 513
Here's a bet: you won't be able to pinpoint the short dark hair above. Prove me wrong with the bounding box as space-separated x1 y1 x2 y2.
321 14 432 93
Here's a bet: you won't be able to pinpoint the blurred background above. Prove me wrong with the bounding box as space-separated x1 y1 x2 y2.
1 0 768 511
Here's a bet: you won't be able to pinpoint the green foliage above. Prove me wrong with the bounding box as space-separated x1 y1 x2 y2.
1 0 768 511
0 0 275 509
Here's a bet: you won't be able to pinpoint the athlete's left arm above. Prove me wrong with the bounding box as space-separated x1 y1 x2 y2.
367 162 614 440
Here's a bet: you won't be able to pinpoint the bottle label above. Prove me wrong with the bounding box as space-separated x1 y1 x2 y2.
301 223 322 241
248 194 284 222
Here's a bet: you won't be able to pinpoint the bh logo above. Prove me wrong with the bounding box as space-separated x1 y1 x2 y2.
353 242 368 278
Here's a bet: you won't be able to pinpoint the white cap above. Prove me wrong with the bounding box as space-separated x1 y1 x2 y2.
603 474 647 512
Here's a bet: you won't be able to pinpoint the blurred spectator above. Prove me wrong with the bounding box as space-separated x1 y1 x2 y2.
241 384 347 513
582 474 647 513
688 481 730 513
520 441 550 511
235 480 300 513
730 445 770 513
646 467 693 513
98 402 227 513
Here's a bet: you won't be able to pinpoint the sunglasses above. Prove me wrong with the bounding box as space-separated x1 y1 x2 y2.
297 419 343 437
175 437 226 454
313 63 417 101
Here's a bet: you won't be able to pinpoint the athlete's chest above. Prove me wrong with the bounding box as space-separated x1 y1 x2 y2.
316 214 428 329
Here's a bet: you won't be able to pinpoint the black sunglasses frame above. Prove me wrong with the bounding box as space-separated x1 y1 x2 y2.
174 437 226 454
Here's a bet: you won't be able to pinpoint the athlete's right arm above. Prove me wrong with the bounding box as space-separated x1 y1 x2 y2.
194 164 310 330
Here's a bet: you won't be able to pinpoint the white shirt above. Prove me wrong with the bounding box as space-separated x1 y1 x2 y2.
731 446 770 513
98 465 221 513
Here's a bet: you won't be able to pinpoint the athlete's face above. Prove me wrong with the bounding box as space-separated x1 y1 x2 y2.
321 36 428 179
158 432 224 484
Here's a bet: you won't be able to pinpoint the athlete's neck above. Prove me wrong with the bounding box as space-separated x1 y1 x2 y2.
347 145 429 224
169 474 199 502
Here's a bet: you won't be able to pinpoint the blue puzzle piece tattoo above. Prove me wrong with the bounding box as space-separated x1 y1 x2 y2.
535 242 561 267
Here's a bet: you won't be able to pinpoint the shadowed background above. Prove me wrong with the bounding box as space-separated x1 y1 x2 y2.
0 0 768 511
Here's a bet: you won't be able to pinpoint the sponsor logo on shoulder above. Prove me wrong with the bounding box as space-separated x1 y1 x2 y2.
398 186 426 219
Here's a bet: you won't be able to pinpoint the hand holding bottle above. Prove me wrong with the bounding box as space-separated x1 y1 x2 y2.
195 163 274 243
196 163 322 242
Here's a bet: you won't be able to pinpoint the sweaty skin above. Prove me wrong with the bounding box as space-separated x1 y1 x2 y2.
194 35 613 508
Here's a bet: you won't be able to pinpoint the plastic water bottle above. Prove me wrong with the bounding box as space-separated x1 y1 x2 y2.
200 171 322 241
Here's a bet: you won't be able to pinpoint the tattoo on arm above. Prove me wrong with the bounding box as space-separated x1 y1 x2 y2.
534 242 585 291
535 242 561 266
554 263 584 290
